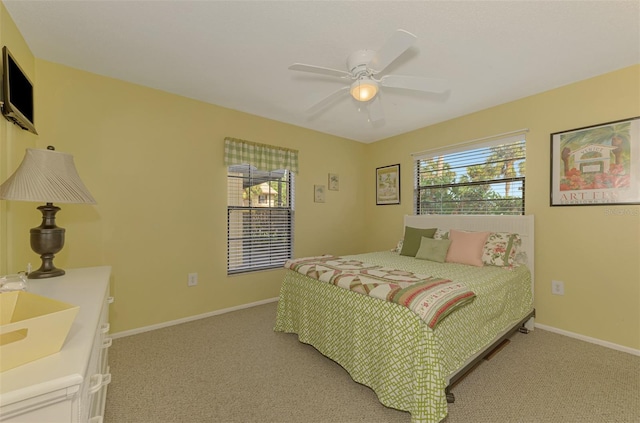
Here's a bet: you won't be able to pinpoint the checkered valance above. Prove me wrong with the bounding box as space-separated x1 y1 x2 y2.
224 137 299 174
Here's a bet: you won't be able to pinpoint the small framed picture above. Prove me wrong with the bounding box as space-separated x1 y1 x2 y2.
314 185 326 203
376 164 400 205
328 173 339 191
550 116 640 206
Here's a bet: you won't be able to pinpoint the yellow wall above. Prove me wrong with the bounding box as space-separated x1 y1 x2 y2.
1 6 638 349
27 60 368 333
2 3 367 332
365 66 640 350
0 2 38 275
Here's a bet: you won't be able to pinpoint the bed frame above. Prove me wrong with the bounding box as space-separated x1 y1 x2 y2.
404 214 536 402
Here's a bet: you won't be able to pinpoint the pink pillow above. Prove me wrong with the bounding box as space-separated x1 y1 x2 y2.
445 229 490 267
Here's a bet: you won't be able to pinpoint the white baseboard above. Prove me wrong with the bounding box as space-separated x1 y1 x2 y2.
111 304 640 357
111 297 279 339
535 323 640 356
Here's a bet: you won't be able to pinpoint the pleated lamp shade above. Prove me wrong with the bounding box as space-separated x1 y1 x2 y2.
0 148 96 204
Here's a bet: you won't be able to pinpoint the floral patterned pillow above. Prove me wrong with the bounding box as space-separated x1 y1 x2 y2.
482 232 521 267
433 228 450 240
391 239 404 253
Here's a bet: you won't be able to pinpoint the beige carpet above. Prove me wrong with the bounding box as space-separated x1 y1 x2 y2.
105 302 639 423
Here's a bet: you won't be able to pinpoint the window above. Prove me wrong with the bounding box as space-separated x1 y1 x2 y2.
414 135 526 215
227 165 294 274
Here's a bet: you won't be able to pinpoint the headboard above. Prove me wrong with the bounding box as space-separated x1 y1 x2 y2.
403 214 535 294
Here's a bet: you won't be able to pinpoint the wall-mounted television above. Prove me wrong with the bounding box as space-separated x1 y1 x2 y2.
2 46 37 134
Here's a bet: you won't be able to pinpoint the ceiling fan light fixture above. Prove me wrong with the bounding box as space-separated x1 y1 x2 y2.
350 78 378 102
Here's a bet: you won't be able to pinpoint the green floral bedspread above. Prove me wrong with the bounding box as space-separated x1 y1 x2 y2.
274 251 533 423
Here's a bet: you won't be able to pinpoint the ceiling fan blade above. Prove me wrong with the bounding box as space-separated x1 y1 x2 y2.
306 86 350 114
289 63 351 79
366 95 384 123
367 29 417 74
379 74 449 93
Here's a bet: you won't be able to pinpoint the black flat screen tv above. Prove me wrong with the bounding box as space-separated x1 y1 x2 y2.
2 46 37 134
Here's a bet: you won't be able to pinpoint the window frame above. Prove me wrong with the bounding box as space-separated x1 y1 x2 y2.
227 165 294 275
413 135 526 216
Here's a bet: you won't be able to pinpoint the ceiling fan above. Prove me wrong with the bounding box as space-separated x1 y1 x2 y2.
288 29 449 123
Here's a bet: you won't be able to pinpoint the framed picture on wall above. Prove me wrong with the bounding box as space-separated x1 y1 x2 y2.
376 164 400 205
328 173 339 191
314 185 326 203
550 116 640 206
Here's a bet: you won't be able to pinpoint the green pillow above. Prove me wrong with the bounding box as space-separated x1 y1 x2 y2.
399 227 437 256
415 237 452 263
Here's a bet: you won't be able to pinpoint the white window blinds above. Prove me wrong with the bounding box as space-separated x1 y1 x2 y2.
227 163 294 274
413 133 526 215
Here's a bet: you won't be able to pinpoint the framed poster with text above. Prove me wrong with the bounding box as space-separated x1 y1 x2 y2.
550 117 640 206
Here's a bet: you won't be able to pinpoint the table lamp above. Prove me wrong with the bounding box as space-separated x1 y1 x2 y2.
0 146 96 279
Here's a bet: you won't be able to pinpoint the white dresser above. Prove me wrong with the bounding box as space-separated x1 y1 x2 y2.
0 266 113 423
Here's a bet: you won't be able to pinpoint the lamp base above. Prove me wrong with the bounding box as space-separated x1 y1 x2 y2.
28 267 66 279
28 204 66 279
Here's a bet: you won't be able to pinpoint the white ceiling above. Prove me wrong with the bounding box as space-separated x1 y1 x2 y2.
3 0 639 143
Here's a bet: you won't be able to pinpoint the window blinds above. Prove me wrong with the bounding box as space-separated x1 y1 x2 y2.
227 164 294 274
414 133 526 215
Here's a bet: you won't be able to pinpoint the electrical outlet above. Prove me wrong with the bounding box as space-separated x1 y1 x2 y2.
188 272 198 287
551 280 564 295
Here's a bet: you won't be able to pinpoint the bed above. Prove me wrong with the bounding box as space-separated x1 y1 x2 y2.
274 214 535 423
